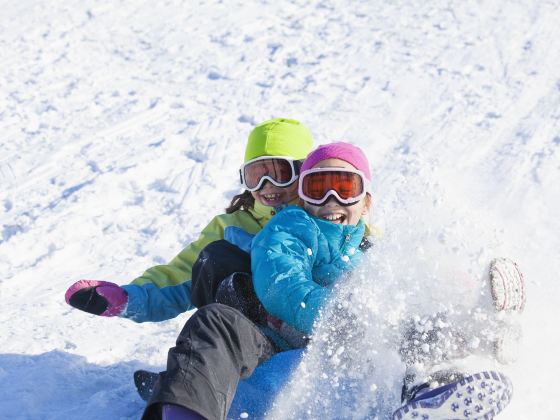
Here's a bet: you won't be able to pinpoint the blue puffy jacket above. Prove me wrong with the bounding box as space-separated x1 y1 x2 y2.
251 205 366 336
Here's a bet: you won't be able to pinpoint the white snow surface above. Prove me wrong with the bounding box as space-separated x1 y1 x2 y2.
1 0 559 419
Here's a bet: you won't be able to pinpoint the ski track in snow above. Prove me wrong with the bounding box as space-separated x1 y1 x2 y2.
1 1 559 419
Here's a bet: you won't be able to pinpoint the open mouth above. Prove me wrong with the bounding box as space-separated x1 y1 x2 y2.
320 213 346 224
260 193 282 205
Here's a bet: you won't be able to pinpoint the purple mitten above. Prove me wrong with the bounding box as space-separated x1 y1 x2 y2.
65 279 128 316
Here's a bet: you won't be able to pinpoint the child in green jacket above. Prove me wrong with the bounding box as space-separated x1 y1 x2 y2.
64 118 313 322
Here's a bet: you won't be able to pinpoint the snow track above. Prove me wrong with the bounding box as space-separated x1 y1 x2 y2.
1 1 559 419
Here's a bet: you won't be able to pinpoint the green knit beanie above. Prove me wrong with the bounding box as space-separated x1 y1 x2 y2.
244 118 313 162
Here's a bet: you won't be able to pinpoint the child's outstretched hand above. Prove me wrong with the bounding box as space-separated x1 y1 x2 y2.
65 280 128 316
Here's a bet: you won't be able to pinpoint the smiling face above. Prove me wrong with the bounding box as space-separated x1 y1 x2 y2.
250 180 299 207
302 158 372 225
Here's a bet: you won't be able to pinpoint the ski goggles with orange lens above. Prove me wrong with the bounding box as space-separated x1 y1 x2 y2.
240 156 302 191
298 168 370 206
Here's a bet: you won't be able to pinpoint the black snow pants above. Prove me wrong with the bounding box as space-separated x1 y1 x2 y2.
141 303 278 420
142 240 276 420
190 239 267 325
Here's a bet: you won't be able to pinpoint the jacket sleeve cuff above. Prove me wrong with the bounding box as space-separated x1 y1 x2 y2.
119 282 194 322
120 284 149 321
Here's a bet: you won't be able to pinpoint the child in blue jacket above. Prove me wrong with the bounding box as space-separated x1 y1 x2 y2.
250 142 522 420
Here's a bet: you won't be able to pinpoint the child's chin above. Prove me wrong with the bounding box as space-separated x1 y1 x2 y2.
258 197 283 207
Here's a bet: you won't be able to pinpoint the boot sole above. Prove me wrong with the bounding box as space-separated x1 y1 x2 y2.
393 370 513 420
490 257 526 313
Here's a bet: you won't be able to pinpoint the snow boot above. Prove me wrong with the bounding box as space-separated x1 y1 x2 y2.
393 370 513 420
134 369 159 402
489 258 525 313
489 257 526 363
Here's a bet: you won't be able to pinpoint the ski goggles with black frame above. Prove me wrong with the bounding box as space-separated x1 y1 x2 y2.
298 167 370 206
239 156 302 192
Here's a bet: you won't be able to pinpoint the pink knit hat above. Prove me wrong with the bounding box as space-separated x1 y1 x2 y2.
301 141 371 181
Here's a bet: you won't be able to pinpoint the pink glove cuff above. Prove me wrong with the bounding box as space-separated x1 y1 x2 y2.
96 284 128 316
65 279 128 317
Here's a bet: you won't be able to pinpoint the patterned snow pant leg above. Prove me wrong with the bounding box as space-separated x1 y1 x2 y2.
141 304 277 420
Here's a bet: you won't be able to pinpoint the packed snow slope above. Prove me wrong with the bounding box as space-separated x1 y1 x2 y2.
1 1 559 419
